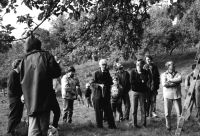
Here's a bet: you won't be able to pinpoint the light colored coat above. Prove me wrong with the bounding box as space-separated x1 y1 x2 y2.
161 71 182 99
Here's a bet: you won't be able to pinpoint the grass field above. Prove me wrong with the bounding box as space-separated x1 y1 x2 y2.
0 52 200 136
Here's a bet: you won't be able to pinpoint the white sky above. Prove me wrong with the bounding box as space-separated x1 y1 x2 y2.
2 3 52 38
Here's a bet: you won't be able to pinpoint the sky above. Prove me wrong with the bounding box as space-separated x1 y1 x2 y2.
2 3 52 39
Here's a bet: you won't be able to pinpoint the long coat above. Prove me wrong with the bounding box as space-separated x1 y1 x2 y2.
20 50 61 116
92 69 113 100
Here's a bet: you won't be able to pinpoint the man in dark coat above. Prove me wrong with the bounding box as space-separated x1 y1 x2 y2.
115 63 131 120
91 59 116 129
130 59 150 128
144 55 160 117
7 59 24 136
20 35 61 136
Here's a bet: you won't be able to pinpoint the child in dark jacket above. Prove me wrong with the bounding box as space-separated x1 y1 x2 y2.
85 83 93 108
110 75 123 122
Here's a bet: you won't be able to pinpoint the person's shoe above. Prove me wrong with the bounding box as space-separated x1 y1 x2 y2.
152 112 158 118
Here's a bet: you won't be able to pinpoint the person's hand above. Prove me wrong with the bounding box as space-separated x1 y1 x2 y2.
99 84 104 89
21 95 24 103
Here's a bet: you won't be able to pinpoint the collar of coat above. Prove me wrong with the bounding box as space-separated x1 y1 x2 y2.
165 70 178 78
24 49 46 57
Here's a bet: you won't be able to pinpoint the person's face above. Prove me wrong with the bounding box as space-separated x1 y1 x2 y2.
136 61 142 72
168 63 175 72
68 71 75 77
146 57 152 65
113 79 118 84
117 67 123 73
100 63 107 71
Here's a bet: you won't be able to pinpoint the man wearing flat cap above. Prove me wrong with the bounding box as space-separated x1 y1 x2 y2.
161 61 182 131
91 59 116 129
115 63 131 121
20 35 61 136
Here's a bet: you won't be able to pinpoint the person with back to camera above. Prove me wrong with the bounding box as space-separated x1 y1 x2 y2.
20 34 61 136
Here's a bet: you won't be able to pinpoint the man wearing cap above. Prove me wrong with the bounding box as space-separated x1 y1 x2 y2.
91 59 116 129
61 66 82 124
20 35 61 136
144 55 160 117
161 61 182 131
7 59 24 136
116 63 131 121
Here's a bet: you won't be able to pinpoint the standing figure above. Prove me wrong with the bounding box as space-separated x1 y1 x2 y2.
51 80 61 129
91 59 116 129
144 55 160 117
161 61 182 131
85 83 93 108
130 59 150 128
20 36 61 136
115 63 131 120
110 75 123 122
61 66 82 124
7 59 24 136
185 64 200 126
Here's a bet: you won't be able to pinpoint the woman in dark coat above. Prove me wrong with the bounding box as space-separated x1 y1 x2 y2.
7 59 24 135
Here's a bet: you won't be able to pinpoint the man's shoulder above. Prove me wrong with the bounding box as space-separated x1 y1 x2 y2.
161 71 168 77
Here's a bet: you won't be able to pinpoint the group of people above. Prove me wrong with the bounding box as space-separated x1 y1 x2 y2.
89 57 160 129
6 34 200 136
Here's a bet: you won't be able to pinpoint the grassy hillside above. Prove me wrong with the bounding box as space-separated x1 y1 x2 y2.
0 51 200 136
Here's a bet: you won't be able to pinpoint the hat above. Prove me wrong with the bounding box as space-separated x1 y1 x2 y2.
25 36 41 53
99 59 107 66
66 66 75 73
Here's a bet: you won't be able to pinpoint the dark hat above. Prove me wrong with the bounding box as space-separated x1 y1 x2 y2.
25 36 41 53
66 66 75 73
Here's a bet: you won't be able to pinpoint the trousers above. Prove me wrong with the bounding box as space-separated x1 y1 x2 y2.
164 98 182 128
28 112 50 136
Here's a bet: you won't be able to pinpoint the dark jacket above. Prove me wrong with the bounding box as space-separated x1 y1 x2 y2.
7 70 22 103
110 84 123 103
85 87 92 98
130 69 150 93
144 63 160 92
20 50 61 116
92 69 113 99
116 70 131 94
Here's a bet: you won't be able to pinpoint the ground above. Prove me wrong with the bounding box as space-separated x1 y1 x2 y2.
0 52 200 136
